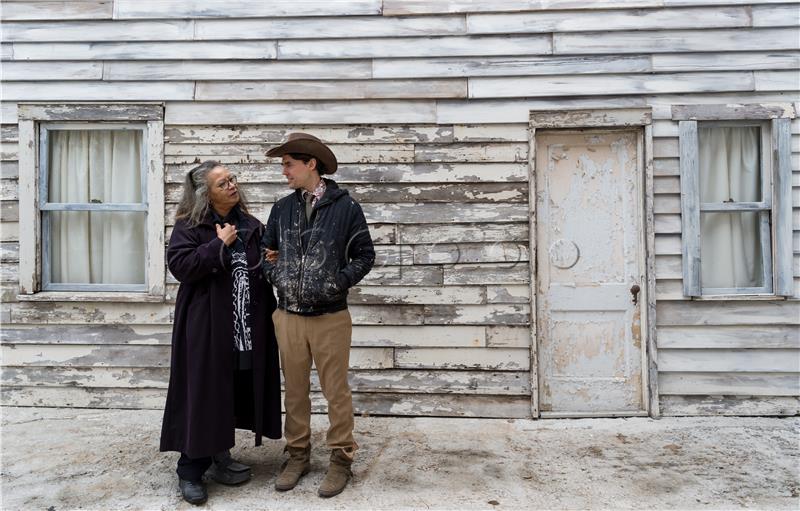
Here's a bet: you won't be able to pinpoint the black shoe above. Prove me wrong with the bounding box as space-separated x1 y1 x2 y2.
210 458 251 485
179 478 208 505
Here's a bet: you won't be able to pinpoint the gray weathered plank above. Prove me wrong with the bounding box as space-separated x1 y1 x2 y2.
443 263 530 285
278 35 551 59
373 55 651 78
0 20 193 41
752 3 800 27
2 81 194 101
530 107 651 128
395 347 530 371
679 120 701 296
195 79 468 101
0 1 113 21
399 223 528 244
415 143 527 162
351 325 485 347
555 28 800 54
167 182 529 204
422 304 530 325
486 285 529 304
755 70 800 92
486 326 530 348
13 41 277 60
361 203 528 224
18 103 163 121
659 349 800 372
471 72 754 98
671 102 796 120
383 0 664 15
0 241 19 262
1 61 103 80
1 324 171 345
436 97 649 124
166 162 528 184
659 372 800 396
660 395 800 416
658 325 800 349
359 266 443 287
195 15 466 39
165 125 454 145
350 286 485 306
467 7 750 34
657 301 800 326
114 0 382 18
413 243 529 265
165 101 437 124
105 60 372 81
653 51 800 72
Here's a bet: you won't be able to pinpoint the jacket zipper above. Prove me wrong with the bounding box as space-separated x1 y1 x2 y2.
297 199 318 307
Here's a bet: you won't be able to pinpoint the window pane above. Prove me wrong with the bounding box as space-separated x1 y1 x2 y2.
48 130 143 204
700 211 765 289
698 126 761 203
48 211 146 285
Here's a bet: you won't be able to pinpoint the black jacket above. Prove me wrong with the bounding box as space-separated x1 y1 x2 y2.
261 178 375 316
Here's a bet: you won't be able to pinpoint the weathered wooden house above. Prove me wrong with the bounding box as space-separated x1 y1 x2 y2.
1 0 798 419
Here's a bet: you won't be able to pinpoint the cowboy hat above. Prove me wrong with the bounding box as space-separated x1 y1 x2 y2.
266 132 337 175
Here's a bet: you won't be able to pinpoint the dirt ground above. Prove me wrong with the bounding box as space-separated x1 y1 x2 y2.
1 406 798 510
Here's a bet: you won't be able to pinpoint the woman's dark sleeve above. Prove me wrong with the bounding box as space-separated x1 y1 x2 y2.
167 220 228 284
260 202 280 283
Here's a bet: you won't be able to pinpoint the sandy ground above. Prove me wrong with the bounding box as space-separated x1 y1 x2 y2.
1 407 798 510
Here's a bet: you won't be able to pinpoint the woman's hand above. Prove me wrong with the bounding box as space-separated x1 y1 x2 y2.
264 248 279 264
216 223 237 246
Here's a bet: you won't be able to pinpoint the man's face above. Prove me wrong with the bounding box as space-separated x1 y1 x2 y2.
281 155 318 191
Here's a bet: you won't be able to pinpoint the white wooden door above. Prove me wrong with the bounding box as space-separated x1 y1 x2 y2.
535 130 646 417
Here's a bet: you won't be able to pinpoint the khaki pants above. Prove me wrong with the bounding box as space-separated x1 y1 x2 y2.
272 308 355 451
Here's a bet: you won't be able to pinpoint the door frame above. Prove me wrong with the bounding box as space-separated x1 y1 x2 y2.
527 108 658 418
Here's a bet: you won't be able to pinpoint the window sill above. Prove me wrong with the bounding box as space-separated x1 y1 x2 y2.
692 294 786 301
17 291 166 303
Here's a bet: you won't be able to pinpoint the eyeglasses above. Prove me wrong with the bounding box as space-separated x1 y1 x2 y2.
215 175 238 190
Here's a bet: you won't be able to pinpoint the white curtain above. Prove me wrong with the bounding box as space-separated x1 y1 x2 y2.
49 130 146 285
698 126 763 289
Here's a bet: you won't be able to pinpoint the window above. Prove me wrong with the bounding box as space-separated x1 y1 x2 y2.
676 104 793 297
17 104 165 299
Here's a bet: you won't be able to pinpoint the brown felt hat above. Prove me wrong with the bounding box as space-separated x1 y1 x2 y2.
266 132 337 175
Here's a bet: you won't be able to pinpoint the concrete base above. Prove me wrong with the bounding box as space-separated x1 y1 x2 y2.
1 407 798 510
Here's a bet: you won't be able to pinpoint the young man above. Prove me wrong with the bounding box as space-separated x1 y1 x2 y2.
261 133 375 498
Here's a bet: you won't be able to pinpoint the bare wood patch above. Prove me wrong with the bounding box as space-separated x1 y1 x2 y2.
423 304 530 325
443 263 529 285
395 347 530 370
486 326 530 348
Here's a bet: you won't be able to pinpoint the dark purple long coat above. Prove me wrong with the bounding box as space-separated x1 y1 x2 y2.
160 210 282 459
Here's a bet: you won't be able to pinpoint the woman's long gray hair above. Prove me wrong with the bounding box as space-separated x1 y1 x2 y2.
175 160 249 227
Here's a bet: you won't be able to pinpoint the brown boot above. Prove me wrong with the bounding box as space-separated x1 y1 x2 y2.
318 448 354 498
275 445 311 491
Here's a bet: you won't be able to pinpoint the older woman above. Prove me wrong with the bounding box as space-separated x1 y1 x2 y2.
160 160 282 505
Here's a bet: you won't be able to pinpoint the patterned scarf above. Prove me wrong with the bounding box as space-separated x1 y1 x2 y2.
213 206 252 370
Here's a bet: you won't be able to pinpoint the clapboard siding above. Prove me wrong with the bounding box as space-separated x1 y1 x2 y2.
1 1 799 417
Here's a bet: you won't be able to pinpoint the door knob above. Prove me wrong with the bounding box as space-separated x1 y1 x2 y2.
630 284 641 305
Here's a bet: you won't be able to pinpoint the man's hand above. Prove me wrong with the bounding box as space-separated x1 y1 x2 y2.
216 223 237 246
264 248 279 264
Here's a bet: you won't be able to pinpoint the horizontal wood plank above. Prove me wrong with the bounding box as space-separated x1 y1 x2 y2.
2 81 194 101
660 395 800 416
395 347 530 371
195 79 468 101
373 55 651 78
0 20 193 42
165 101 437 124
467 7 750 34
555 28 800 54
114 0 382 18
1 61 103 80
659 372 800 396
471 72 754 99
165 125 455 145
13 41 278 60
652 51 800 72
657 301 800 326
657 325 800 349
278 35 551 59
659 349 800 372
0 1 113 21
105 60 372 81
399 223 528 244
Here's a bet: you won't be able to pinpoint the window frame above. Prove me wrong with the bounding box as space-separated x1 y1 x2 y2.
675 103 794 298
17 104 165 301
